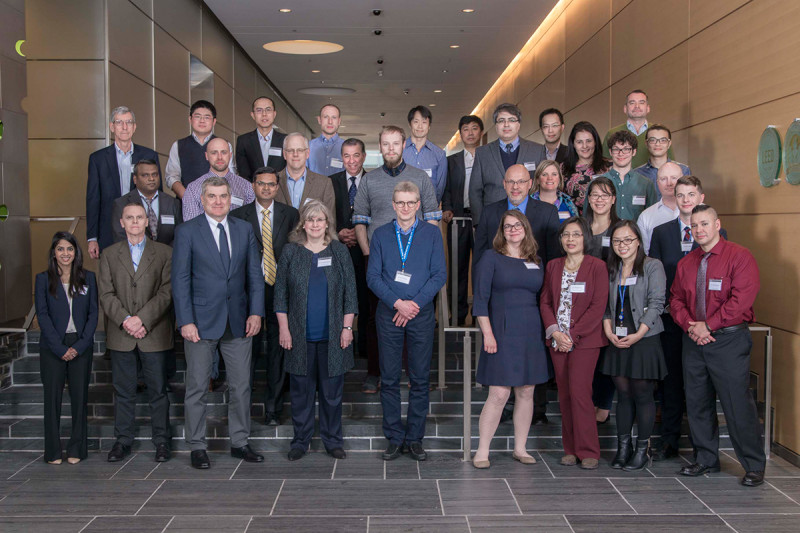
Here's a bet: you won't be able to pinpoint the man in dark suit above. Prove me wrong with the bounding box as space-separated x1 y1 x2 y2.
98 202 174 464
86 106 160 258
111 160 182 247
443 115 483 324
231 166 298 426
172 176 265 469
538 108 568 164
468 103 545 226
330 138 372 363
235 96 287 181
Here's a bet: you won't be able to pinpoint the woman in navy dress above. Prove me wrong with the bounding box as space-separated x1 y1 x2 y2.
471 210 549 468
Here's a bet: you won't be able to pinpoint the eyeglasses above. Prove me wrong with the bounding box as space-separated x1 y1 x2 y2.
254 181 278 189
504 179 530 187
191 114 214 122
496 118 519 125
612 237 638 246
610 147 633 155
588 193 612 200
560 232 583 240
393 200 419 208
285 148 308 155
503 222 523 231
112 119 135 127
646 137 670 145
253 107 274 114
306 217 327 225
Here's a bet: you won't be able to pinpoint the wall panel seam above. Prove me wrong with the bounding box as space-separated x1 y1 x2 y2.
688 0 755 38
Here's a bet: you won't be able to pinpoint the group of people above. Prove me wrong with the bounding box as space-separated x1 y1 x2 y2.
34 90 765 487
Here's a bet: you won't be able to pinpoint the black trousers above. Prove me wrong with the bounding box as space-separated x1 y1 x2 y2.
289 341 344 451
110 348 170 447
446 217 473 323
683 327 765 472
257 282 286 415
349 244 372 360
39 333 92 462
659 314 687 449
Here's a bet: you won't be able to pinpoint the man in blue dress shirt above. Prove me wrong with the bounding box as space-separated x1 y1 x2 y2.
403 105 447 203
308 104 345 176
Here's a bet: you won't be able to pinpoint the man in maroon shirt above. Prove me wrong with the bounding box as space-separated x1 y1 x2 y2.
670 205 765 486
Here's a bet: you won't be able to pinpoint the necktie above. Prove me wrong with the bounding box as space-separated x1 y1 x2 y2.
144 197 158 241
682 226 691 255
218 223 231 275
261 208 276 285
505 143 513 154
348 176 357 207
695 252 711 320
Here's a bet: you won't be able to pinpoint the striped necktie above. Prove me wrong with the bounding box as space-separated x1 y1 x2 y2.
261 208 276 285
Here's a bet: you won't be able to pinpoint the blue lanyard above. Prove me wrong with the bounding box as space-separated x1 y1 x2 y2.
617 272 628 324
394 220 417 272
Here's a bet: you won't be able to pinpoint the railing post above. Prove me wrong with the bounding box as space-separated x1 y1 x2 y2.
451 221 459 327
764 329 773 459
463 332 472 462
437 287 447 390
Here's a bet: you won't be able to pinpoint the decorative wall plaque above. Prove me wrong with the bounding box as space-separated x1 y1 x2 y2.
757 126 781 187
783 119 800 185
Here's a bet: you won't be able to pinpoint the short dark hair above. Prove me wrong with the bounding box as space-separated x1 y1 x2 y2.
558 216 592 254
133 159 159 177
253 166 279 183
190 100 217 118
493 103 521 124
252 96 275 111
646 123 671 140
691 203 717 217
342 137 366 154
675 175 703 195
626 89 648 101
458 115 484 131
607 130 638 151
408 105 433 124
539 108 564 128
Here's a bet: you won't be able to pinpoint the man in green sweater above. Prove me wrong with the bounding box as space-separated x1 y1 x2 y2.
603 89 673 169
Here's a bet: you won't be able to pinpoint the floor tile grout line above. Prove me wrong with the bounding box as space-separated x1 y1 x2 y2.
416 460 421 480
536 451 556 478
366 515 370 533
109 453 137 480
331 459 337 480
435 479 446 516
229 459 244 480
159 516 175 533
503 478 523 515
243 515 254 533
76 516 97 533
135 479 166 516
464 515 472 533
563 514 577 533
269 479 285 516
144 461 161 480
607 478 638 515
673 475 739 531
383 460 386 480
7 453 44 479
766 481 800 507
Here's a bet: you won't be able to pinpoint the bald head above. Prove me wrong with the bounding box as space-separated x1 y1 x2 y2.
205 137 232 175
656 161 683 199
503 164 532 206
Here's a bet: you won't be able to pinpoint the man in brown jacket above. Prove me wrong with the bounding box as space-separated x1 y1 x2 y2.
274 132 336 226
99 202 174 463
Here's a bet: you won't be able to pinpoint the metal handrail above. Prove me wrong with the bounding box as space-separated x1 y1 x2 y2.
749 325 773 459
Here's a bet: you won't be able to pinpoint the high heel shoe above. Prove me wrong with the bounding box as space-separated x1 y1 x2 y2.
623 439 651 471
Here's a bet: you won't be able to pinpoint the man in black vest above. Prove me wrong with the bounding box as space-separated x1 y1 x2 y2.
235 96 287 181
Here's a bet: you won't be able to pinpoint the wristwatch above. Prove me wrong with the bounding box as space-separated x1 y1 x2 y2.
342 326 353 330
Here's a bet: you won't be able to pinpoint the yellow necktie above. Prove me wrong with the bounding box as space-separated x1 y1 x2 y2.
261 208 276 285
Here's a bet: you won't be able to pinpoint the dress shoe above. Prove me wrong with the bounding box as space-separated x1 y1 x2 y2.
741 471 765 487
231 445 264 462
107 442 131 462
264 412 280 426
382 443 403 461
408 442 428 461
532 413 549 425
155 443 171 463
287 448 306 461
679 462 720 476
191 449 210 469
651 443 679 462
512 451 537 464
623 439 651 471
327 447 346 460
472 457 491 469
611 435 633 469
560 454 577 466
362 375 379 394
579 458 599 470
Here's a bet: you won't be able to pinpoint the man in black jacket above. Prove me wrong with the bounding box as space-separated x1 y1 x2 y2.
235 96 287 181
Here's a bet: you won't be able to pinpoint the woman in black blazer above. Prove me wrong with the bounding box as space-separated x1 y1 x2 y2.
34 232 98 464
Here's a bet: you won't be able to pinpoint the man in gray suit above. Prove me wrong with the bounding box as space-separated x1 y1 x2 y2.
468 103 545 226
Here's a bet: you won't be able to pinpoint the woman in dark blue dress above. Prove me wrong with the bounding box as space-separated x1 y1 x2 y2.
471 210 548 468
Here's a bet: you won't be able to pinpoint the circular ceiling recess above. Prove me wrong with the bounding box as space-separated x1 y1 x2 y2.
263 40 343 55
298 87 356 96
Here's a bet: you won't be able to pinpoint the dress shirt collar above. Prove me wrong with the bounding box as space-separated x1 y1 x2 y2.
404 138 432 153
114 142 133 156
319 133 340 144
127 237 146 254
205 213 228 231
286 168 307 182
627 120 648 136
257 128 273 143
192 131 214 146
139 189 158 202
393 218 419 236
382 160 407 177
507 195 529 213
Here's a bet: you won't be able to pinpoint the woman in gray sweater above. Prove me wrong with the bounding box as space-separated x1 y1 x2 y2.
274 200 358 462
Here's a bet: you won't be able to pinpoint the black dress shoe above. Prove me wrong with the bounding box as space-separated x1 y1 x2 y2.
742 471 765 487
287 448 306 461
107 442 131 462
191 449 211 469
532 413 549 425
327 447 346 460
382 443 402 461
651 443 679 462
407 442 427 461
679 462 720 476
264 412 280 426
155 443 171 462
231 445 264 462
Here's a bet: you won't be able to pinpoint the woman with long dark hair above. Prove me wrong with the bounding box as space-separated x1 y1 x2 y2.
34 231 98 464
562 121 611 213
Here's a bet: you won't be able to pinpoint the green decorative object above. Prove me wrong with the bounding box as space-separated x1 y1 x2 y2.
0 119 3 140
0 204 7 221
784 119 800 185
757 126 781 188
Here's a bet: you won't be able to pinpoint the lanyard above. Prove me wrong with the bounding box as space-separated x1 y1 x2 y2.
617 271 628 324
394 220 417 272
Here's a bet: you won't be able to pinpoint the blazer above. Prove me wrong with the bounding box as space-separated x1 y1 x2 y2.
273 241 358 377
540 255 609 349
275 168 337 229
443 150 469 216
34 271 98 357
98 240 174 352
171 214 265 339
536 143 568 165
468 137 544 225
604 257 666 337
110 189 183 247
86 143 161 251
235 129 288 180
473 197 562 269
330 170 360 232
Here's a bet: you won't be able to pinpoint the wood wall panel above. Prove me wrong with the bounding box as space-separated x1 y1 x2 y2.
214 75 234 131
768 331 800 450
154 26 190 105
611 0 634 17
565 0 610 58
565 25 611 111
109 64 155 150
234 92 253 137
234 48 256 103
153 0 201 58
534 12 565 88
688 0 749 35
563 88 611 140
25 0 105 60
154 90 189 156
513 50 536 104
519 66 565 140
108 0 153 84
201 12 233 86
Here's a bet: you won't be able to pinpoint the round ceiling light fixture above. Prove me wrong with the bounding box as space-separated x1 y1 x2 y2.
263 40 343 55
298 87 356 96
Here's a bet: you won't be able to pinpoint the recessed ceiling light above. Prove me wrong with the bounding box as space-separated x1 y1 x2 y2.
450 45 460 49
263 40 343 55
434 89 443 93
429 104 437 107
298 87 356 96
279 9 291 13
462 9 475 13
311 70 321 73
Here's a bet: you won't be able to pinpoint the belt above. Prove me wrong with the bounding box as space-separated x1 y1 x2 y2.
710 323 748 336
462 208 472 215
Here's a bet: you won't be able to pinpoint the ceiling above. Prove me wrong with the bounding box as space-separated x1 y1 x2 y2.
204 0 558 149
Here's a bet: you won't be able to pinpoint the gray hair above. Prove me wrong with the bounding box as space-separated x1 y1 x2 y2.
392 180 420 202
283 132 309 150
289 199 338 245
110 106 136 123
201 176 231 196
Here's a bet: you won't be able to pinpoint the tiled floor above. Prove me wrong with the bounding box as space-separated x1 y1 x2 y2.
0 449 798 532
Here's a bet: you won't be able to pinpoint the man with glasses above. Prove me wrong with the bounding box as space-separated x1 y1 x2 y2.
308 104 345 176
599 130 657 221
235 96 287 181
275 133 336 223
468 103 545 226
166 100 234 199
87 106 161 258
603 90 675 169
538 108 567 164
634 124 690 199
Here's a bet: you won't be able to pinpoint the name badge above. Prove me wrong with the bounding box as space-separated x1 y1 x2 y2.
623 276 638 286
615 326 628 337
523 162 537 171
331 158 344 169
681 242 693 252
231 195 244 207
602 236 611 247
558 211 570 220
709 279 723 291
317 257 332 267
424 168 433 178
79 285 89 296
632 195 646 206
268 147 282 157
161 215 175 225
394 271 412 284
524 262 540 270
569 282 586 293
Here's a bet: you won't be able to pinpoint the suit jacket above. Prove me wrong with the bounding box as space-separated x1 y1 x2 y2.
110 189 183 246
536 143 568 165
86 143 161 251
443 150 469 216
604 257 666 337
98 240 174 352
473 197 562 269
468 138 544 225
34 271 98 357
540 255 609 349
275 168 337 228
171 214 265 339
235 129 288 180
